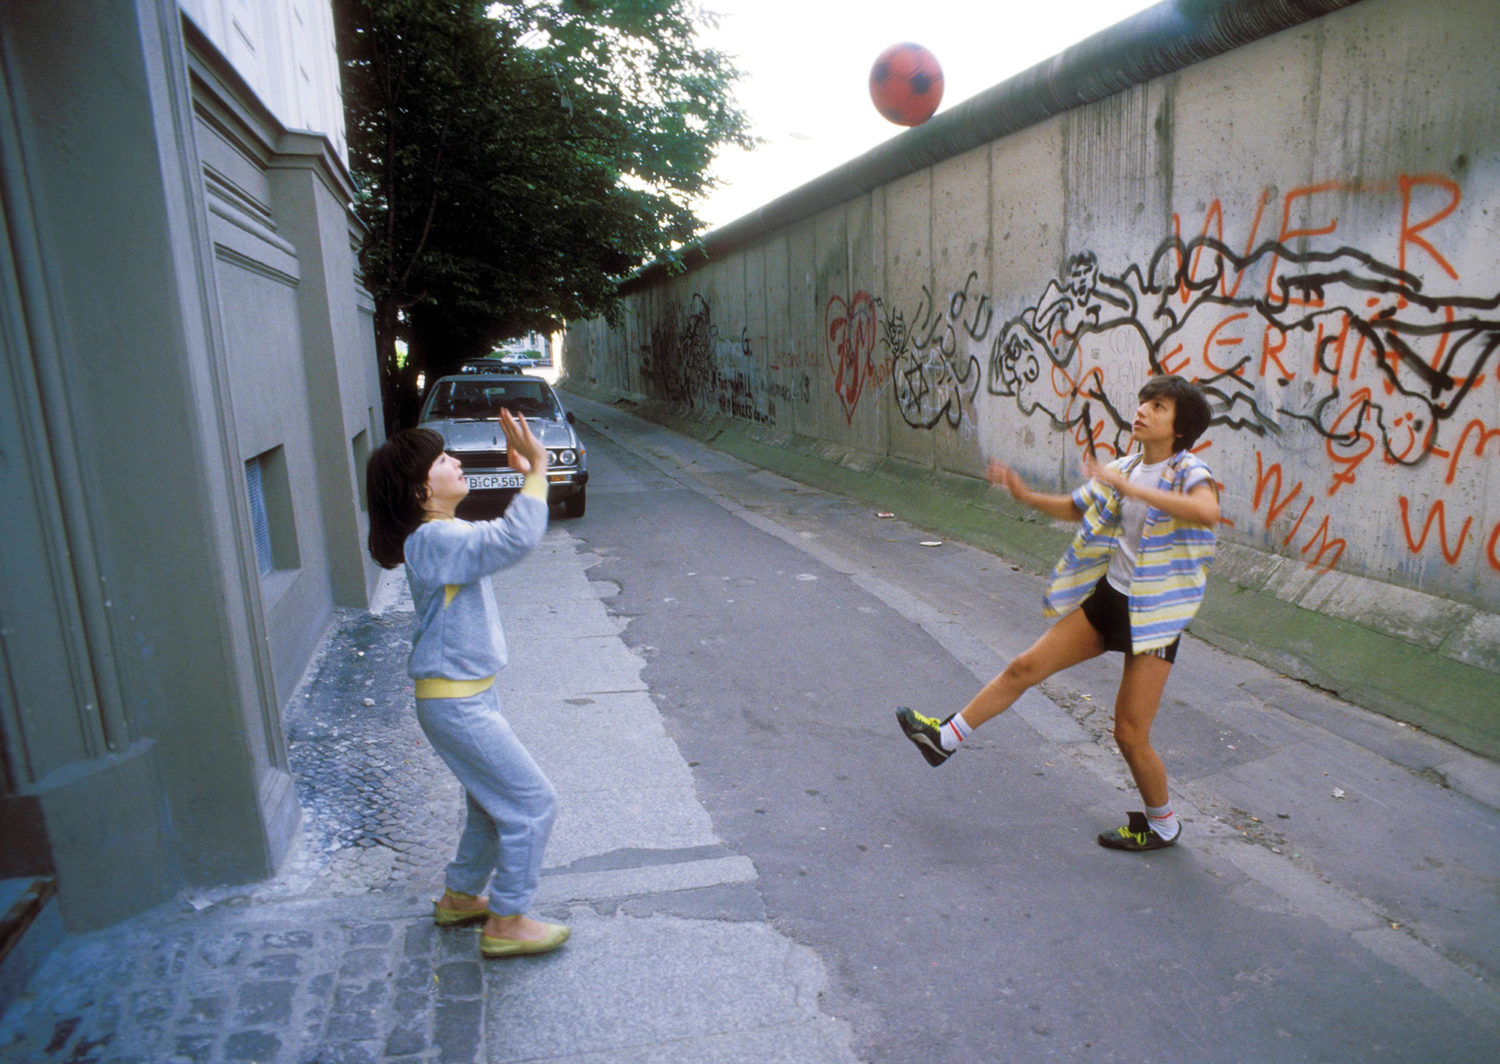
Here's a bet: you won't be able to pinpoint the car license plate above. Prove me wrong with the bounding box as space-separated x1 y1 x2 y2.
464 472 525 490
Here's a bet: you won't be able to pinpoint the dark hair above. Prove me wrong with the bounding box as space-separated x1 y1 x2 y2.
1139 374 1212 451
366 428 446 569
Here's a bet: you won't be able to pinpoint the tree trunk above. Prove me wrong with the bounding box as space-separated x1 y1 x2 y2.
374 299 399 436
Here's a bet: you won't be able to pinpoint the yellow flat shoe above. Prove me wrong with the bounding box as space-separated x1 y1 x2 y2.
434 904 489 926
480 922 570 958
433 895 490 927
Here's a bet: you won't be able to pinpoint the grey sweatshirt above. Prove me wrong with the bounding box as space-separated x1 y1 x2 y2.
402 493 548 683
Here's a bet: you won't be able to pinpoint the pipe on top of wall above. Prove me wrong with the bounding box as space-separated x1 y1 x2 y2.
621 0 1365 295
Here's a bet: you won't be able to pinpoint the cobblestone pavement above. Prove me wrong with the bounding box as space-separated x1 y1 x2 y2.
0 587 506 1064
0 894 522 1064
273 607 461 902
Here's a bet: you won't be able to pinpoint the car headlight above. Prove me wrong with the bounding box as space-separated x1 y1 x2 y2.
551 448 577 467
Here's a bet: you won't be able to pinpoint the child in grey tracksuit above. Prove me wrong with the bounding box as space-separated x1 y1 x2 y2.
366 413 569 957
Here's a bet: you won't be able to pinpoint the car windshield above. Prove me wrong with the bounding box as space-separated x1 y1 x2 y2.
424 379 560 421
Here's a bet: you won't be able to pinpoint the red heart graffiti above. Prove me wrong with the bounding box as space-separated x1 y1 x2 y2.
825 291 878 424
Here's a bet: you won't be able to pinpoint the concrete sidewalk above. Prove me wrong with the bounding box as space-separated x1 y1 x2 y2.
0 531 860 1063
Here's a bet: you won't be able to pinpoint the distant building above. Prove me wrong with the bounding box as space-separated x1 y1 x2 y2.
0 0 382 988
495 331 556 365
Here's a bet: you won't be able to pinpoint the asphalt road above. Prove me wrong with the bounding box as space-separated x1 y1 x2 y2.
563 394 1500 1064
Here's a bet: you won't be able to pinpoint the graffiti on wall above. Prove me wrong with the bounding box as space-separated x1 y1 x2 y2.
640 292 714 405
824 291 880 424
981 177 1500 574
991 233 1498 472
821 274 991 430
629 173 1498 581
889 276 987 430
640 293 810 424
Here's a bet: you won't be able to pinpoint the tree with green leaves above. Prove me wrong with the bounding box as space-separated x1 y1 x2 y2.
336 0 752 429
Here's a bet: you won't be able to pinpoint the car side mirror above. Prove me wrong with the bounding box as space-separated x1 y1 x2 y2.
566 411 576 424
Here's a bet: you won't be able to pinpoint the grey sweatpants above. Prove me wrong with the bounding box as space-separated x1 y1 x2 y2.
415 686 556 915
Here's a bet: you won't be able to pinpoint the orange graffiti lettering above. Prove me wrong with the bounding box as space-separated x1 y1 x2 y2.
1282 495 1315 547
1399 175 1460 281
1252 452 1343 573
1253 453 1304 526
1260 325 1293 380
1398 497 1473 564
1180 189 1272 302
1202 312 1250 376
1074 417 1115 461
1445 419 1500 485
1300 514 1347 571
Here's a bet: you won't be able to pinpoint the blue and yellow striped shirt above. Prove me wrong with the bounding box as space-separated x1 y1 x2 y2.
1044 450 1217 653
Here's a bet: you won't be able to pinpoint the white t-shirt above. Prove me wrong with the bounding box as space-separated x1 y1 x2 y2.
1106 457 1170 593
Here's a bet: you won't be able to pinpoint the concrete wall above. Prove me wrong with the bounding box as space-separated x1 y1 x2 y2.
567 0 1500 746
0 0 383 931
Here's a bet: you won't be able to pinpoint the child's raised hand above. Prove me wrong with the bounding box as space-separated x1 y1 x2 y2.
499 409 548 476
1080 454 1123 492
987 459 1026 500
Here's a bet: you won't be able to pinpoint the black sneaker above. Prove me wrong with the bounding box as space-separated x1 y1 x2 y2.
896 706 953 767
1098 811 1180 852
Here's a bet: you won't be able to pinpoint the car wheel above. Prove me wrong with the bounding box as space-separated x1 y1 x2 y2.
562 486 586 518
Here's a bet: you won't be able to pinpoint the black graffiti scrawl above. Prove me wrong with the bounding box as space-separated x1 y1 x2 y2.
640 292 808 424
640 293 717 405
887 274 987 429
989 238 1500 472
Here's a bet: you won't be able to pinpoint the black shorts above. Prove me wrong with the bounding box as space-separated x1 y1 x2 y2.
1079 576 1180 663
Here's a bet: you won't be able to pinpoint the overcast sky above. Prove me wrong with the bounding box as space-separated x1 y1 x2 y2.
692 0 1162 230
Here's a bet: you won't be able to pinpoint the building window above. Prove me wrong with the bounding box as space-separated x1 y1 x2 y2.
352 428 370 512
244 447 299 575
246 457 272 574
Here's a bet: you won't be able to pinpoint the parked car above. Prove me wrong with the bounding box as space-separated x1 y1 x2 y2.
417 371 588 517
458 358 531 374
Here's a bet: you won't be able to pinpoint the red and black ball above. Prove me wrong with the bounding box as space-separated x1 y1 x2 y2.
869 42 944 127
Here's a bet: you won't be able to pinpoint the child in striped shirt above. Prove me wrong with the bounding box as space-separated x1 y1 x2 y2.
898 375 1218 851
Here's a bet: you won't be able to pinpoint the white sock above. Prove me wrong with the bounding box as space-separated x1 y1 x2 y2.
939 713 973 752
1146 803 1180 840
